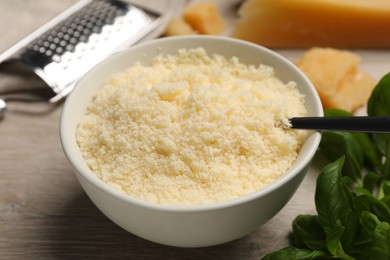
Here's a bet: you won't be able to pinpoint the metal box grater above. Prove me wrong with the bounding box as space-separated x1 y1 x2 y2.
0 0 165 103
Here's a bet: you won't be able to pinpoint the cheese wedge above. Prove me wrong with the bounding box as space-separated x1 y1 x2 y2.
183 2 226 35
164 18 198 36
295 48 376 111
232 0 390 48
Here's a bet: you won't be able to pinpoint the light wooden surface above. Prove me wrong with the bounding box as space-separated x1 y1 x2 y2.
1 1 390 259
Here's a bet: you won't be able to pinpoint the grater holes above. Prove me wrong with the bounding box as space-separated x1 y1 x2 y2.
26 0 132 64
88 15 97 24
76 25 84 32
83 28 91 36
53 54 61 63
79 35 88 43
69 37 77 45
92 26 101 34
66 44 75 52
79 19 88 27
56 47 64 54
63 34 70 41
36 39 44 46
47 35 54 42
66 28 74 35
59 40 67 47
53 37 60 44
60 26 68 34
73 31 81 38
85 21 94 29
70 23 78 30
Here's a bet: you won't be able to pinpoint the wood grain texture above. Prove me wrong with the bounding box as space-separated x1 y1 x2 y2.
1 1 390 259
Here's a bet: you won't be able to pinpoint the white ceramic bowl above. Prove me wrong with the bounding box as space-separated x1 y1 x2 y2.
60 35 322 247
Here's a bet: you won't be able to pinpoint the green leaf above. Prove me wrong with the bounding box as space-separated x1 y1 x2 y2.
370 222 390 259
324 109 352 117
381 196 390 209
261 247 328 260
352 211 380 258
352 133 382 171
354 187 372 196
366 73 390 179
292 215 327 251
342 176 354 187
383 146 390 181
371 134 390 158
355 195 390 223
367 72 390 116
383 181 390 197
362 172 380 194
325 220 345 256
323 109 381 171
360 211 381 241
315 157 360 252
316 158 349 232
320 132 364 181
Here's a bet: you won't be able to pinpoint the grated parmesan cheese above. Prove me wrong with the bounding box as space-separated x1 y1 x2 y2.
76 47 307 206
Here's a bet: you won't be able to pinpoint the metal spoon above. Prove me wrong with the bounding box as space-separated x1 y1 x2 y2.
0 96 52 120
285 116 390 133
0 99 6 119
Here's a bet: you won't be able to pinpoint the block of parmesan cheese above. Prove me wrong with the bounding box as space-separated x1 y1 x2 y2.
164 18 198 36
295 48 376 111
232 0 390 48
183 2 226 35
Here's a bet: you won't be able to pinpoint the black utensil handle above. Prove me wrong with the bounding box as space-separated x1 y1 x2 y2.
289 116 390 133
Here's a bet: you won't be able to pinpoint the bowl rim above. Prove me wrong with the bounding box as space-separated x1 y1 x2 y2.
60 35 323 213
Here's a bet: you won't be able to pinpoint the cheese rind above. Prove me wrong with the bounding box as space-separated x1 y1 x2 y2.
232 0 390 48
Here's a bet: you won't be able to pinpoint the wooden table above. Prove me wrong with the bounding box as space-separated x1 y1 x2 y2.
1 1 389 259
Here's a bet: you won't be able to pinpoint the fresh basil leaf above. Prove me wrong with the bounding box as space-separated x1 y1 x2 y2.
367 72 390 116
325 220 345 256
315 157 360 253
314 157 353 233
378 180 390 198
324 107 382 171
352 211 380 259
371 134 390 158
352 133 382 171
359 211 380 240
383 147 390 181
262 247 328 260
383 181 390 197
363 171 380 194
320 132 363 180
370 136 390 180
342 176 354 187
316 158 348 232
355 187 372 196
370 222 390 259
381 196 390 209
366 73 390 166
355 195 390 223
292 215 327 251
324 109 352 117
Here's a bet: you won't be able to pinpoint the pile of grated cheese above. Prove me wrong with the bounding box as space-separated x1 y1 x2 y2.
76 47 308 206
